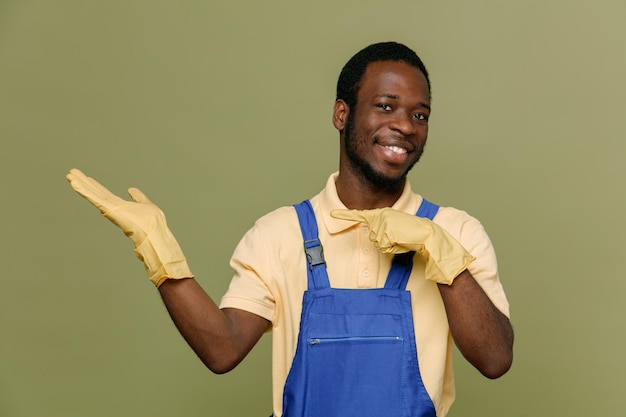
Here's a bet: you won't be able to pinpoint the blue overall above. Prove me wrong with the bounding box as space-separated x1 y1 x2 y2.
281 199 439 417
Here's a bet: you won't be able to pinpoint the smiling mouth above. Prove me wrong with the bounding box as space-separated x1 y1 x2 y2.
384 145 407 155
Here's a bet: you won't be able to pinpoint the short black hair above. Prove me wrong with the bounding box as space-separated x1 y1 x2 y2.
336 42 431 111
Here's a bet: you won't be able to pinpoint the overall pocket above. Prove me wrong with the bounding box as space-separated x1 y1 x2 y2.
304 314 406 417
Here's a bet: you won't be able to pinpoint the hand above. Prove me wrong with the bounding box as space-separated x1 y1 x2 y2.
66 168 193 287
331 207 474 285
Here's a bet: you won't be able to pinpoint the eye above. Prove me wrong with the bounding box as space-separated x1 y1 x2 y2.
413 112 429 121
377 103 392 111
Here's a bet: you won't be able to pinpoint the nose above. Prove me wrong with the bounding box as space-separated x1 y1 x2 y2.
388 112 415 136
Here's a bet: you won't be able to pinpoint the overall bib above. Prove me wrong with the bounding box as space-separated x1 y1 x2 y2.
281 199 439 417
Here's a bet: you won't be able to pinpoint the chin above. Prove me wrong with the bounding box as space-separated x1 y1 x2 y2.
363 169 407 191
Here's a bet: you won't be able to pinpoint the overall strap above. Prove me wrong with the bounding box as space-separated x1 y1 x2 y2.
384 198 440 290
293 200 330 290
416 197 440 220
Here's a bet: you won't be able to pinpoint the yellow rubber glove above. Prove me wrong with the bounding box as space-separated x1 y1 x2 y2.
66 168 194 287
331 208 475 285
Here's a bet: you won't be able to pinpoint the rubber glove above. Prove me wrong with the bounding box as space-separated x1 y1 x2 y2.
66 168 194 287
331 207 475 285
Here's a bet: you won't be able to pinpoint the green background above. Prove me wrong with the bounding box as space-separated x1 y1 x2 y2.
2 1 625 416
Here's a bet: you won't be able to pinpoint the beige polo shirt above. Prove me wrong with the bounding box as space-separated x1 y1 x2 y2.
220 172 509 417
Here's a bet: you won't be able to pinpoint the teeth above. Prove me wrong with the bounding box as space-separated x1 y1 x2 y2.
385 146 407 155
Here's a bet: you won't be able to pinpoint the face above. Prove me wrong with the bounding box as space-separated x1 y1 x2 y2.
336 61 431 191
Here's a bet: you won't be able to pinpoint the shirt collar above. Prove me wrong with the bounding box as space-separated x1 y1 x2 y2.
317 172 421 235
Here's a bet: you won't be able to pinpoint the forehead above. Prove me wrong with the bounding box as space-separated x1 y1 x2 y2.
357 61 430 104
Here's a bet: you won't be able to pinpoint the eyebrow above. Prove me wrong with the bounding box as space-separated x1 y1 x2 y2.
374 94 431 111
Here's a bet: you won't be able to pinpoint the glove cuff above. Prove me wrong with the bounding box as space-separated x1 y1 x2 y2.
421 223 476 285
423 252 475 285
133 228 194 287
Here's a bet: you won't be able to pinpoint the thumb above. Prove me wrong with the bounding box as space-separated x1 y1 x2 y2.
127 187 152 204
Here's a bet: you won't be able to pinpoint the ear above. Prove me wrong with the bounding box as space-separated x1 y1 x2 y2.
332 99 349 131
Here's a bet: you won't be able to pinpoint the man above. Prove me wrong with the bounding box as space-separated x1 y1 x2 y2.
67 42 513 417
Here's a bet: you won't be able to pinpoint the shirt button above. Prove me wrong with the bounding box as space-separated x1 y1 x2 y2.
362 269 370 277
361 226 369 234
363 247 370 254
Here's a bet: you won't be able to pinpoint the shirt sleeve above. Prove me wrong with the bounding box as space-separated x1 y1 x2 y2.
437 208 510 318
219 223 276 323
